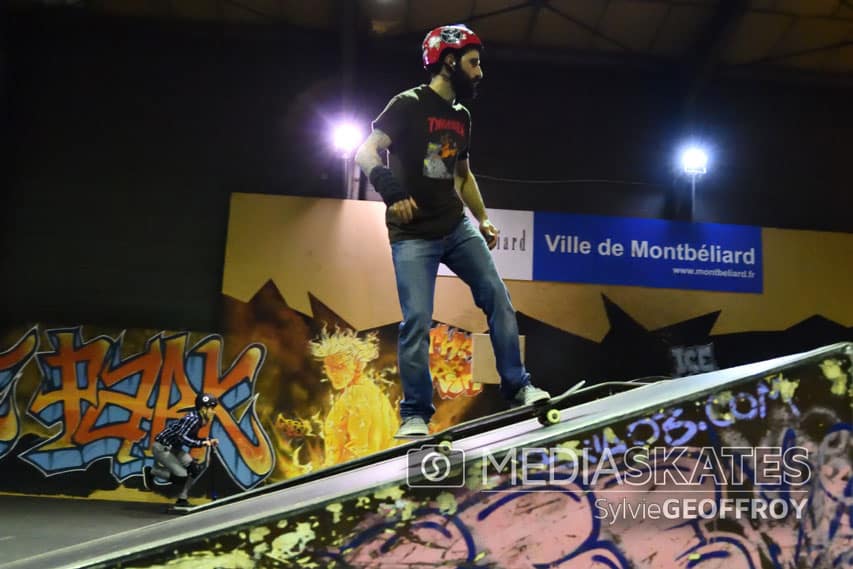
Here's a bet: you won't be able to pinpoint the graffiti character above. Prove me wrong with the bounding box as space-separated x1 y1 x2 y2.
143 392 220 507
423 141 452 179
439 133 458 159
309 327 399 466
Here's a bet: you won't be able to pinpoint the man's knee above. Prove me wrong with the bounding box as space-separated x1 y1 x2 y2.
401 309 432 333
473 280 511 310
187 460 204 478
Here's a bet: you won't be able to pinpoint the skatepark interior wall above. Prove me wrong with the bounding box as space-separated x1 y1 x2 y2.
8 342 849 569
1 194 851 505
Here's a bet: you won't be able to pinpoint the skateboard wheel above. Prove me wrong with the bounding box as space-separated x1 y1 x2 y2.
438 440 453 453
544 408 560 425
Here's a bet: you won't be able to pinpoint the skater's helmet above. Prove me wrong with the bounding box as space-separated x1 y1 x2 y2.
421 24 483 70
195 392 218 410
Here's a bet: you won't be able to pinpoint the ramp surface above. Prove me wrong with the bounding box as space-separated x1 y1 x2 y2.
4 343 850 569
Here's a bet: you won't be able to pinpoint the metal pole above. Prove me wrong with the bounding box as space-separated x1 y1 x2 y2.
338 0 356 199
690 174 696 222
343 156 351 199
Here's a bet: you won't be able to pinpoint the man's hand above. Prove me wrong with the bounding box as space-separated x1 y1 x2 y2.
389 197 419 223
204 438 219 447
480 219 499 250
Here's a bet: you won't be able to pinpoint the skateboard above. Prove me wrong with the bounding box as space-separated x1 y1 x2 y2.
427 380 588 452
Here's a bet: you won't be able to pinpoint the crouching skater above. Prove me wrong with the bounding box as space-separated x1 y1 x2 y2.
144 392 220 507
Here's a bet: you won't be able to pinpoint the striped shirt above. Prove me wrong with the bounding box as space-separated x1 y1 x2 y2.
155 410 207 448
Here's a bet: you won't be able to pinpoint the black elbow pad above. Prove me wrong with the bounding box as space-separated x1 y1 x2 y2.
369 166 409 206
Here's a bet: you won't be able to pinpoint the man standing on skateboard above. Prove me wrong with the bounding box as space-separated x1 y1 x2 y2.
144 392 219 507
355 24 550 440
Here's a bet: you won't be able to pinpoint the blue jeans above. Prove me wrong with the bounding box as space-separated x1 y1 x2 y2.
391 217 531 422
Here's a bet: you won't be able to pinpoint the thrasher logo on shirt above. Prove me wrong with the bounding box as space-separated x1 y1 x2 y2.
423 116 466 180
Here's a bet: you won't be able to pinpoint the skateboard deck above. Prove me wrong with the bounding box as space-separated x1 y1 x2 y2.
418 377 671 450
420 380 588 449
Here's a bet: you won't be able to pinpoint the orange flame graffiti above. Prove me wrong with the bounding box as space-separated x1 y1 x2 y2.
429 324 482 399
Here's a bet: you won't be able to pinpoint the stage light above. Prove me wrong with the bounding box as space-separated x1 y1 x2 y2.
331 120 365 199
681 146 708 175
678 144 710 222
332 122 364 158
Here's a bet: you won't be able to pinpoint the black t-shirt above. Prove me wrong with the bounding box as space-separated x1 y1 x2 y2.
372 85 471 242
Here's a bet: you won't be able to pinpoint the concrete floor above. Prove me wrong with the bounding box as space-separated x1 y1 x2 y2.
0 494 170 568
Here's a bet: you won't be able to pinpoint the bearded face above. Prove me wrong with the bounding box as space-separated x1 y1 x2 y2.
451 64 478 100
446 48 483 101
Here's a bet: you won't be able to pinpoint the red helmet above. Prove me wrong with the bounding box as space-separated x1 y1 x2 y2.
422 24 483 70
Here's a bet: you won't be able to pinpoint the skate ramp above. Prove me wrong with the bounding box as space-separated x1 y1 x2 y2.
4 342 850 569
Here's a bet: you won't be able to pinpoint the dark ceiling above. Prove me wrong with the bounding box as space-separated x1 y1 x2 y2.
11 0 853 87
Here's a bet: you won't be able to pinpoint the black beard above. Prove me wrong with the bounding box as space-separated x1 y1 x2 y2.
450 66 478 101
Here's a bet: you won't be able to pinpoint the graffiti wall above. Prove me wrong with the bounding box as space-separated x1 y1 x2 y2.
96 345 853 568
0 319 481 502
0 325 279 502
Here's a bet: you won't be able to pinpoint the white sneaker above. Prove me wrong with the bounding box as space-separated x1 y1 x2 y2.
394 416 430 439
513 384 551 406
